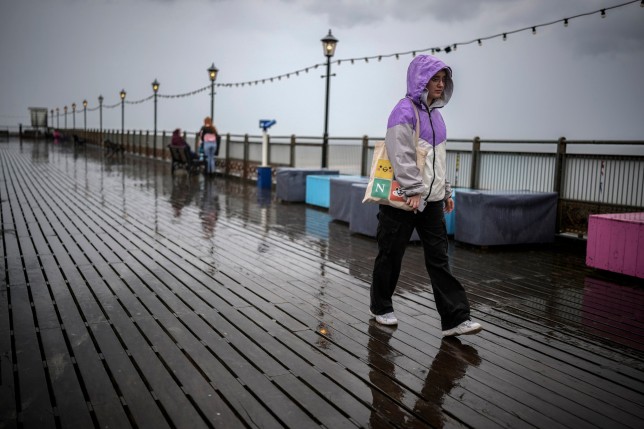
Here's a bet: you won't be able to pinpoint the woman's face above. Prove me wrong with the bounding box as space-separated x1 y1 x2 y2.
426 69 447 101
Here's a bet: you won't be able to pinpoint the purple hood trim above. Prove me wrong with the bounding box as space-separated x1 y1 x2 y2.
387 55 453 146
406 54 453 107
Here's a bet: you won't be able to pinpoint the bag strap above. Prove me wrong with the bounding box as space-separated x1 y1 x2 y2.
412 102 420 148
404 97 420 148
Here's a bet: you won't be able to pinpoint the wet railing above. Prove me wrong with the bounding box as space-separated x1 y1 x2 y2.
8 126 644 235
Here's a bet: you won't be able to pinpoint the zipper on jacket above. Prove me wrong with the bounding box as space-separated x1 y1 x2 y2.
424 108 437 202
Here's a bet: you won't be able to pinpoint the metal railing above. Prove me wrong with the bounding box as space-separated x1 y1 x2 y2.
10 126 644 235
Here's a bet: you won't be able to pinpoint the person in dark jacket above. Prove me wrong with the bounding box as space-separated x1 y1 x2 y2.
170 128 197 159
369 54 482 338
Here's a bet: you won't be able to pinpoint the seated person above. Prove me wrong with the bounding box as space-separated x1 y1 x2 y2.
170 128 197 159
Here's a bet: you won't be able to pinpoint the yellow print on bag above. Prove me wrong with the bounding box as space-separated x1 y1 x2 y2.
375 159 394 179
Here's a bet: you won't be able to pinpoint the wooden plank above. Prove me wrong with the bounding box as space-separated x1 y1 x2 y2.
91 264 207 428
39 327 94 429
0 258 17 427
9 281 55 428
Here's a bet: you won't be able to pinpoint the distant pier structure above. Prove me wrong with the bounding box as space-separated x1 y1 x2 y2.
28 106 48 135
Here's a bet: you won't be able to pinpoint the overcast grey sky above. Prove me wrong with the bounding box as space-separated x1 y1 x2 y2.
1 0 643 141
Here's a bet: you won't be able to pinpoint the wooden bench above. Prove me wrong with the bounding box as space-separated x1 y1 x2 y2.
104 139 124 155
73 134 87 147
168 145 205 175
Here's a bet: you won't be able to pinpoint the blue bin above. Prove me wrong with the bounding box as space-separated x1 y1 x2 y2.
257 166 272 189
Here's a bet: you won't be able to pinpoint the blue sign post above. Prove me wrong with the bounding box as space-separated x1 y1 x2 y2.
258 119 276 189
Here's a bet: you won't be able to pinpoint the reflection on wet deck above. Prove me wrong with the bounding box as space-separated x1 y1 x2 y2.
1 139 643 428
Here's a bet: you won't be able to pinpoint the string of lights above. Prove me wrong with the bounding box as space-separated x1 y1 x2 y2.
63 0 641 110
157 85 210 99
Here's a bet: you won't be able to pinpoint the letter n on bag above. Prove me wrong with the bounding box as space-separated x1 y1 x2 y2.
371 178 391 198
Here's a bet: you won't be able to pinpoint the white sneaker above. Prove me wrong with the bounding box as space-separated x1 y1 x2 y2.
442 320 482 337
370 311 398 326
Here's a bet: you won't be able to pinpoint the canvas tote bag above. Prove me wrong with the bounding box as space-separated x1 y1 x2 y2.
363 100 426 211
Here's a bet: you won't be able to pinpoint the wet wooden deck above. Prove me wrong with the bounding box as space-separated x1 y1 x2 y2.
1 139 643 429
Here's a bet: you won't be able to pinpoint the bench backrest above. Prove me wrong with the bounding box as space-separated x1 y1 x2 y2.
168 145 191 164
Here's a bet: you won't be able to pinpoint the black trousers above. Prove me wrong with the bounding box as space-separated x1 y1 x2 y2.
370 201 471 331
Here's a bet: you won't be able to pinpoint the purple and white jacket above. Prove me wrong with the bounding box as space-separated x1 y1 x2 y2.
385 54 453 206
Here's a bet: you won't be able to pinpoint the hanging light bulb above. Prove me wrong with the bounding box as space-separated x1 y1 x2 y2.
601 9 606 18
564 18 569 27
503 33 507 41
453 44 457 51
478 39 482 46
532 27 536 35
395 53 399 60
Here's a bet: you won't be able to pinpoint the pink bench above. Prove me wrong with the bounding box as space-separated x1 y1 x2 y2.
586 212 644 279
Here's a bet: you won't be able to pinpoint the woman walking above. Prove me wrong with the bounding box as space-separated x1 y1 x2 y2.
369 54 482 338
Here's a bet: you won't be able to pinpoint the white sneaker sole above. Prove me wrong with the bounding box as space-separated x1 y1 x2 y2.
369 310 398 325
442 325 482 337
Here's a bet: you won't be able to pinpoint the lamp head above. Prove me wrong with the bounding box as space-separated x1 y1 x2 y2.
208 63 219 81
120 89 126 100
321 29 338 57
152 79 160 93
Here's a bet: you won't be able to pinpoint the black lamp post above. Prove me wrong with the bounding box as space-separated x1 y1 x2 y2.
72 102 76 129
208 63 218 120
98 95 104 140
83 100 87 130
64 105 68 129
152 79 159 156
56 107 59 128
120 89 126 144
321 29 338 168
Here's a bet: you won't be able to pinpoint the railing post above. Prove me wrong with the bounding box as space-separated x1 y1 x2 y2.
225 133 230 176
554 136 567 233
145 131 149 157
361 135 369 177
243 134 249 180
554 137 567 194
290 134 296 167
160 131 166 159
469 136 481 189
19 124 22 142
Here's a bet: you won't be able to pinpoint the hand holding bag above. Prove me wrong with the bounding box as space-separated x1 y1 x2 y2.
363 100 426 211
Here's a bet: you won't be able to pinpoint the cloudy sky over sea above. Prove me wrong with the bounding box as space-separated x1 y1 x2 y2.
1 0 643 141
